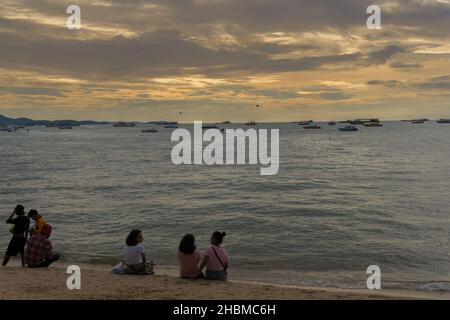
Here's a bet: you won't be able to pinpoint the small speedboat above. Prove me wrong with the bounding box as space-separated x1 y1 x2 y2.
303 124 321 129
338 125 358 132
142 128 158 133
58 126 73 129
437 119 450 124
202 124 219 129
328 121 337 125
296 120 313 126
5 126 18 132
363 122 383 127
164 125 178 129
113 122 136 127
245 121 257 126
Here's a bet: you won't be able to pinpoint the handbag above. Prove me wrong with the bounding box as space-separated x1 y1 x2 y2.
144 261 155 274
211 246 228 274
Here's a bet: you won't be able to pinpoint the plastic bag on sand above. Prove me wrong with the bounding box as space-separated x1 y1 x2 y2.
112 262 126 274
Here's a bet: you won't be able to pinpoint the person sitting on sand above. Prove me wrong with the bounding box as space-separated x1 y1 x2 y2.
2 205 30 267
123 230 154 275
25 224 60 268
178 234 204 279
197 231 229 281
28 209 47 236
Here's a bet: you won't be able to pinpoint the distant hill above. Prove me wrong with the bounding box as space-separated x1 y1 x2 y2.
0 114 110 126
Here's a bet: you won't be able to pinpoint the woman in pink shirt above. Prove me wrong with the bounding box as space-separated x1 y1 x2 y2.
198 231 229 281
178 234 204 279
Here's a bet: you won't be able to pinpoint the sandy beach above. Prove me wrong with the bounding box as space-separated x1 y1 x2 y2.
0 262 448 300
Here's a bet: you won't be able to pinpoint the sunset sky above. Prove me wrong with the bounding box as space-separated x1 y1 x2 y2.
0 0 449 122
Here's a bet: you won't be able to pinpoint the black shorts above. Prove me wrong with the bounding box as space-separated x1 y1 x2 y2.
6 236 27 256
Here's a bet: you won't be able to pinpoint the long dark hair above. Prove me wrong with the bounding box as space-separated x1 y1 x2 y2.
28 209 38 218
179 234 196 255
211 231 226 245
126 229 142 246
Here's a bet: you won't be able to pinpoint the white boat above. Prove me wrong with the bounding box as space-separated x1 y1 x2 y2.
5 126 18 132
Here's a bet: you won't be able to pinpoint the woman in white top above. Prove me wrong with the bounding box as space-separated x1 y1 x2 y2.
123 229 153 274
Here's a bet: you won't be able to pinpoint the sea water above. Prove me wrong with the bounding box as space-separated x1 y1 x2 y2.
1 121 449 291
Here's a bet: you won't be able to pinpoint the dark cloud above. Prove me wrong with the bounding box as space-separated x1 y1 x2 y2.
248 42 321 56
251 89 301 99
389 62 422 69
368 45 405 64
0 86 65 97
0 1 444 81
366 76 450 91
12 0 449 39
1 0 450 120
318 92 352 100
414 75 450 90
366 80 402 87
0 19 369 80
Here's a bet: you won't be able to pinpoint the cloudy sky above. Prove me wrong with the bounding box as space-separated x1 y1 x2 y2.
0 0 449 122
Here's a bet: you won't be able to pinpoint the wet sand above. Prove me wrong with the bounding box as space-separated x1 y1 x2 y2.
1 262 448 300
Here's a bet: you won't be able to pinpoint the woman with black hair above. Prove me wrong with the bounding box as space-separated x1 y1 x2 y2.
123 230 153 275
198 231 229 281
28 209 47 236
178 234 204 279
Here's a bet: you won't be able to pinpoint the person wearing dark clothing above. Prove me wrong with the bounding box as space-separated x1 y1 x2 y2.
2 205 30 267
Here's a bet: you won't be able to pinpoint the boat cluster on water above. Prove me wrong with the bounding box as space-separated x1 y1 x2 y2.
292 118 384 132
3 118 450 134
400 118 450 124
0 125 25 132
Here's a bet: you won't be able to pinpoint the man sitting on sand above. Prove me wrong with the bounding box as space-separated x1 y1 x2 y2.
25 224 59 268
28 209 47 236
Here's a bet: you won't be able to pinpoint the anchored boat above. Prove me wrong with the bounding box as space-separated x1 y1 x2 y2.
142 128 158 132
338 125 358 132
303 123 321 129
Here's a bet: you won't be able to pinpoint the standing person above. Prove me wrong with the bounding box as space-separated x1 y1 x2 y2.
178 234 204 279
25 224 59 268
2 205 30 267
198 231 229 281
123 230 154 275
28 209 47 236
